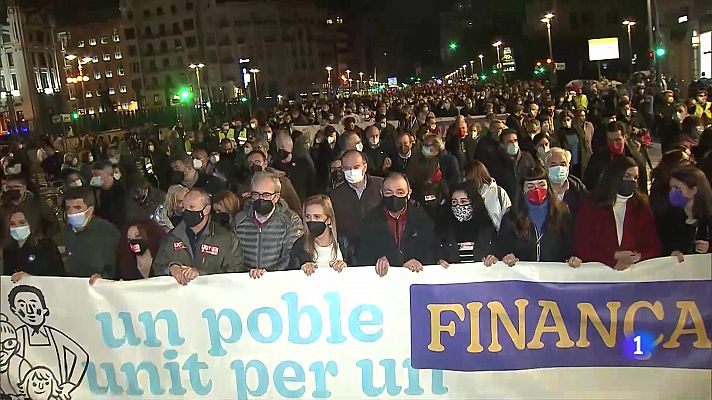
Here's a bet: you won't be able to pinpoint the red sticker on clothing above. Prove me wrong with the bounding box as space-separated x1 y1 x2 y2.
200 244 219 256
173 242 187 251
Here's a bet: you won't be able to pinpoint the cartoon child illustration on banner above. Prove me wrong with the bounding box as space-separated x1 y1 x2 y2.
1 313 31 399
2 285 89 400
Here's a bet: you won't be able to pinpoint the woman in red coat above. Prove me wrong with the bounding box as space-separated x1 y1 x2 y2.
574 156 662 269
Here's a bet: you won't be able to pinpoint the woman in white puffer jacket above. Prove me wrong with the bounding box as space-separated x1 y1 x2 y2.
464 160 512 230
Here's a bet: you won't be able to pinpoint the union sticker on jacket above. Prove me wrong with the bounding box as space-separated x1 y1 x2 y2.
200 244 219 256
173 241 187 251
458 242 475 251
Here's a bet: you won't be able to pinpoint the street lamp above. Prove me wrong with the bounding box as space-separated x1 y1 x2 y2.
345 69 352 91
325 66 333 93
540 13 555 63
188 62 206 124
469 60 475 77
249 68 260 100
478 54 484 73
622 20 637 74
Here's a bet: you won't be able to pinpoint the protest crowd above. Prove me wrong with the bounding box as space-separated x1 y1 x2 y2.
2 75 712 284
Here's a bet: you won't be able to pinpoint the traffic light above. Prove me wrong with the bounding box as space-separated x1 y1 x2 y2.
648 51 654 59
240 97 248 102
546 58 552 64
71 111 79 120
492 68 498 74
448 41 458 51
178 86 192 102
655 47 666 57
480 74 487 80
536 61 542 67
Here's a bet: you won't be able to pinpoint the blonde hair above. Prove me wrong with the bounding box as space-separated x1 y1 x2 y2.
165 185 189 216
303 195 339 262
213 190 241 214
423 133 445 151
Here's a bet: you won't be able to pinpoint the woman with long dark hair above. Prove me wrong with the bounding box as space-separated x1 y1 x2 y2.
289 194 355 275
648 148 694 220
574 156 662 269
1 206 64 281
492 166 580 267
115 220 166 280
436 181 498 266
656 166 712 260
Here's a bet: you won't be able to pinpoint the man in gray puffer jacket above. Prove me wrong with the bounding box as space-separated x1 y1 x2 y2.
233 172 303 278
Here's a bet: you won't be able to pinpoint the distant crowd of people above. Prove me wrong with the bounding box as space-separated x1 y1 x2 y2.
1 76 712 284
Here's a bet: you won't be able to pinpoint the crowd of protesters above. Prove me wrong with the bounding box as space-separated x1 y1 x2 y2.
2 74 712 284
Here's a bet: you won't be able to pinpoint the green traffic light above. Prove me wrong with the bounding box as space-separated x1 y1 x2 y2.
448 41 458 51
480 74 487 80
492 69 498 74
240 97 248 102
539 67 545 73
655 47 666 57
71 112 79 120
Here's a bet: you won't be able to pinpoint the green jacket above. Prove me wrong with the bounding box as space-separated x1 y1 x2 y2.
152 218 246 276
63 216 120 278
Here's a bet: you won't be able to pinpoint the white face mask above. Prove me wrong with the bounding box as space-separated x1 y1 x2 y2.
327 135 336 144
369 137 380 147
148 145 155 152
209 154 220 164
344 168 364 184
88 155 94 163
506 142 519 156
355 143 364 152
250 123 257 129
90 176 103 187
69 179 83 188
10 225 31 241
113 171 122 181
193 158 203 169
564 121 572 129
625 109 631 116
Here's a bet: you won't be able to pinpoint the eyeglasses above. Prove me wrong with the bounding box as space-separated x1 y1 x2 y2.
251 191 277 200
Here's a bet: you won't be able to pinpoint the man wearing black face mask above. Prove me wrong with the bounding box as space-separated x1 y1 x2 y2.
236 150 302 215
233 172 303 278
356 173 435 276
169 153 225 197
152 188 246 284
125 178 166 222
0 174 61 238
271 131 315 202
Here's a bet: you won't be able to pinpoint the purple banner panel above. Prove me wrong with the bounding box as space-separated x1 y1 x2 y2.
410 280 712 371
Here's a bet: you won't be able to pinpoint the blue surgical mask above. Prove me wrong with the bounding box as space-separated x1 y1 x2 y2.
67 209 89 229
548 166 569 184
10 225 31 241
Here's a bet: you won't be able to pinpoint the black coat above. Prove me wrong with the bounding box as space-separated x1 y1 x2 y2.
656 208 712 255
288 235 357 270
583 142 649 194
273 156 316 202
193 172 226 196
356 203 436 266
494 208 575 262
95 180 127 229
560 175 589 217
473 135 519 200
2 238 65 276
436 215 496 263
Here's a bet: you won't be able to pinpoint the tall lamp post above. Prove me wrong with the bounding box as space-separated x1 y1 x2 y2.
345 69 351 91
65 54 91 110
478 54 484 74
325 66 333 94
540 12 555 81
188 62 206 124
622 20 637 75
469 60 475 77
249 68 260 99
492 41 503 83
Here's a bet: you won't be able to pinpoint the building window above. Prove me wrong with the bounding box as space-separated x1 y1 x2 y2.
160 41 168 52
0 74 4 90
113 30 120 42
183 19 195 30
109 87 116 95
186 36 197 48
103 53 110 61
7 54 14 68
174 38 182 48
206 34 216 46
186 1 194 10
117 66 125 76
173 22 181 35
125 28 135 40
143 9 150 18
157 7 164 15
119 85 127 93
89 38 97 46
159 24 166 35
101 35 108 44
92 55 99 63
94 71 101 79
68 86 75 100
127 11 133 19
78 40 85 48
162 58 169 67
128 45 137 57
85 90 92 98
105 69 113 78
153 94 160 104
131 62 140 73
115 49 122 59
88 107 95 115
171 5 177 14
10 73 17 90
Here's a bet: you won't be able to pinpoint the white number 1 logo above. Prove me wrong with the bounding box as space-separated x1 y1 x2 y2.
633 335 644 355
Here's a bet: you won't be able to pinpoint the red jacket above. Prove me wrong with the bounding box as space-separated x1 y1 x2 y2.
574 196 662 267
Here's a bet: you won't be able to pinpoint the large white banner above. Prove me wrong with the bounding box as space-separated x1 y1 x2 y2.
1 256 710 400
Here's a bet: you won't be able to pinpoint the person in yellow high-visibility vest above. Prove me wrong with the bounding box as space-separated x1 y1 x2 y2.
693 90 711 126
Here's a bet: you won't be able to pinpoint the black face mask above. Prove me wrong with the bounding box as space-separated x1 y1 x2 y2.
307 221 327 237
618 179 637 197
182 206 206 228
128 239 148 255
330 170 345 188
253 199 274 216
3 189 22 202
383 194 408 213
222 150 236 160
277 149 291 161
250 164 263 173
213 212 231 228
132 188 149 203
171 170 185 184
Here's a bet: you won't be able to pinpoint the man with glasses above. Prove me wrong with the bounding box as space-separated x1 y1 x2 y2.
153 188 245 284
330 150 384 244
233 172 303 279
